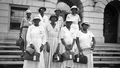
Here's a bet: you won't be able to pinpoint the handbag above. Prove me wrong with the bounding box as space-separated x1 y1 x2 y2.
73 53 88 64
24 45 40 61
24 51 40 61
25 46 35 55
62 51 75 61
16 36 24 46
16 36 24 50
52 52 63 62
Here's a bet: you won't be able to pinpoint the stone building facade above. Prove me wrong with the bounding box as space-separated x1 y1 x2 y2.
0 0 120 44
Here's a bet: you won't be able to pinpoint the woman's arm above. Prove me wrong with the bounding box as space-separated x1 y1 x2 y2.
40 28 47 52
76 37 82 52
26 26 32 47
61 38 69 51
69 39 76 50
45 24 50 52
91 37 96 50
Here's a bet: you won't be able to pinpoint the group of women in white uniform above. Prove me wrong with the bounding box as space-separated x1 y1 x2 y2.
21 5 96 68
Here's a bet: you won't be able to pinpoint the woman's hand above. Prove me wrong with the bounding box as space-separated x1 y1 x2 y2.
46 42 50 52
40 44 44 52
55 43 60 54
68 44 73 50
30 44 34 49
91 46 95 51
65 45 71 51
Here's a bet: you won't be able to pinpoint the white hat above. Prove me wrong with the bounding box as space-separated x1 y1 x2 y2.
26 10 32 13
81 22 90 26
33 16 40 20
71 5 79 10
66 19 72 21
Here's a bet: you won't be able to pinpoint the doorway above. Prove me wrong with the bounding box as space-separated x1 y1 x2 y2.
104 3 118 43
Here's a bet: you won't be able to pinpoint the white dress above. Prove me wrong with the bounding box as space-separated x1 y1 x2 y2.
38 14 49 68
66 14 81 31
20 17 32 48
46 21 61 68
58 16 64 28
60 26 77 68
23 25 46 68
38 14 49 29
75 30 95 68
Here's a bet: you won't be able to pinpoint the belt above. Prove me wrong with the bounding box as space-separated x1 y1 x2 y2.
82 48 91 51
22 26 29 28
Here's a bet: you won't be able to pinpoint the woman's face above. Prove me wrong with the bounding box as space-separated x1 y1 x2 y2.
71 8 77 14
82 24 89 30
33 19 40 26
26 13 31 17
66 22 72 28
50 17 57 22
55 11 61 15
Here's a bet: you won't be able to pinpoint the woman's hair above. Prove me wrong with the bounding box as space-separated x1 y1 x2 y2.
38 7 46 12
49 15 58 21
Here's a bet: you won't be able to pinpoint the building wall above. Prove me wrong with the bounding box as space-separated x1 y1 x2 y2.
78 0 115 43
0 0 116 44
0 0 56 40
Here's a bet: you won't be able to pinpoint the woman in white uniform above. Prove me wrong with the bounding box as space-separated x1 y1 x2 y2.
38 7 49 68
54 9 64 28
38 7 49 29
75 22 96 68
60 20 76 68
66 5 81 31
20 10 32 57
23 16 46 68
46 15 61 68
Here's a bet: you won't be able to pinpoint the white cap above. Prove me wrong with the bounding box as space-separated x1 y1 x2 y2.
26 10 32 13
81 22 90 26
71 5 79 10
66 19 72 21
33 16 40 20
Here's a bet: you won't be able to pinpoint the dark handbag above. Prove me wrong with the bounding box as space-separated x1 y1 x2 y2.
52 52 63 62
24 45 40 61
73 53 88 64
25 46 35 55
62 51 75 61
16 36 24 49
24 51 40 61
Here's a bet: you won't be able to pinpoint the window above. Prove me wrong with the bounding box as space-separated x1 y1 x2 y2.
10 5 28 30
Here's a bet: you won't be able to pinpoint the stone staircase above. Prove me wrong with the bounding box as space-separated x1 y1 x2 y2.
0 40 120 68
0 40 23 68
93 43 120 68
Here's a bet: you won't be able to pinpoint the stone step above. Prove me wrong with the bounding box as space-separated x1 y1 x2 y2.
0 55 21 58
94 48 120 52
0 65 23 68
96 43 120 47
0 50 22 55
94 56 120 59
0 61 23 65
0 55 23 61
0 45 20 50
93 51 120 55
94 56 120 61
0 60 120 65
0 40 16 45
0 50 22 53
94 61 120 64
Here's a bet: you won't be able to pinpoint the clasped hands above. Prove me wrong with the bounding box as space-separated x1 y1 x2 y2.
29 44 44 52
65 44 73 51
